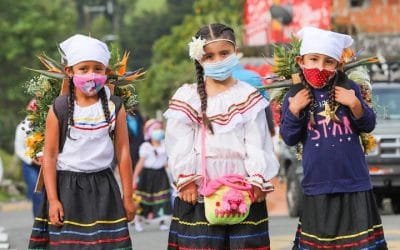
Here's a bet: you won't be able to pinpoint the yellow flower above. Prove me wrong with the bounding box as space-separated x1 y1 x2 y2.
361 133 376 154
26 132 44 148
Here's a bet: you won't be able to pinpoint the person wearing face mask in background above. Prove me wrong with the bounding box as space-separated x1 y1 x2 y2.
280 27 387 250
132 119 172 232
164 23 279 249
28 34 135 249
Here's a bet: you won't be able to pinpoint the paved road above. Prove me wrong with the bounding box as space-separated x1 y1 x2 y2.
0 206 399 250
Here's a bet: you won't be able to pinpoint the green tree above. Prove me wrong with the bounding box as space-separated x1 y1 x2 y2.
120 0 195 69
0 0 139 153
138 0 244 115
0 0 76 153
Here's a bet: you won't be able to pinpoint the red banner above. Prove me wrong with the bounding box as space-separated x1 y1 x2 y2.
244 0 332 45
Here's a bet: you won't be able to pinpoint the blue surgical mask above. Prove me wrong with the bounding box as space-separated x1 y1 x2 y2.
151 129 165 141
203 54 239 81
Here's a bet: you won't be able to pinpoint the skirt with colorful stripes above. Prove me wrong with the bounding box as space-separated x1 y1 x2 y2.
293 190 387 250
28 168 132 250
136 168 172 218
168 197 270 250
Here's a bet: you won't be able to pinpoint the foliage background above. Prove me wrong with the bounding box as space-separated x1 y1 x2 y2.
0 0 244 166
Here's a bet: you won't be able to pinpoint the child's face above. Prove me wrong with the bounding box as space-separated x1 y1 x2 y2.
201 40 236 64
297 53 339 71
66 60 107 76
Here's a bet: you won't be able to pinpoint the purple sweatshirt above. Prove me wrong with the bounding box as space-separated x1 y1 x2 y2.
280 79 376 195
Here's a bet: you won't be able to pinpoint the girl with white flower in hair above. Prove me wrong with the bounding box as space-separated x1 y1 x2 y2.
164 23 279 249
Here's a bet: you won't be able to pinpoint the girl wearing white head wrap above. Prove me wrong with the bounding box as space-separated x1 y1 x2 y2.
279 27 388 249
28 34 135 250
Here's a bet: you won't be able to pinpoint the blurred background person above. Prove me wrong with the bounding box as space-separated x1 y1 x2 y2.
14 99 43 217
127 105 145 170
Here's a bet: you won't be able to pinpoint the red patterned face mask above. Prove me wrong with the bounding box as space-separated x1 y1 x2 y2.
302 67 336 89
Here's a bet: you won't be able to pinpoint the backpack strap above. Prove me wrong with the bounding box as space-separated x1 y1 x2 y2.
53 94 123 153
110 95 123 115
53 95 69 153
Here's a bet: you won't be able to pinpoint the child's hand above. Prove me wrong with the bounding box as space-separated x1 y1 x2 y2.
252 185 266 203
132 177 138 190
123 197 136 222
288 89 311 117
179 182 198 205
48 199 64 227
335 86 358 107
335 86 363 119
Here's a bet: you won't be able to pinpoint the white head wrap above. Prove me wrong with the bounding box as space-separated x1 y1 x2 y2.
297 27 353 61
59 34 110 66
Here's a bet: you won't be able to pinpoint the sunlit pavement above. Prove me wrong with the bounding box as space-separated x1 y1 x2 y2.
0 178 399 249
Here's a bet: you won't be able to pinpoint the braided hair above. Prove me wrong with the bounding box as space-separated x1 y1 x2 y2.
67 78 76 140
194 23 236 133
327 73 342 124
98 87 113 137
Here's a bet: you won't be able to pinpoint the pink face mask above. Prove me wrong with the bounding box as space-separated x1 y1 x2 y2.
302 67 336 89
72 73 107 96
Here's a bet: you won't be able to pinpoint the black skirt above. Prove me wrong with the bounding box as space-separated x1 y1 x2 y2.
28 168 132 250
293 190 387 250
136 168 172 218
168 197 270 250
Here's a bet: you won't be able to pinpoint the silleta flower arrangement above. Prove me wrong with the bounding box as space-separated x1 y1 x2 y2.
260 37 378 156
24 44 145 159
188 36 206 61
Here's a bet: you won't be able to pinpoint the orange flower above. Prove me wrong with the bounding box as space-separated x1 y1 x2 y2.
340 48 355 64
117 51 130 76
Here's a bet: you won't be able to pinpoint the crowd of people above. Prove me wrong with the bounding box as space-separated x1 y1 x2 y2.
12 23 388 250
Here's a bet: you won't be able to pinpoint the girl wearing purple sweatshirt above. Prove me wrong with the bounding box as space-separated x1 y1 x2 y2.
280 27 387 250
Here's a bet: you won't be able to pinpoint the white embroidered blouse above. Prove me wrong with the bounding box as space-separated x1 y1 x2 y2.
163 81 279 192
57 87 116 172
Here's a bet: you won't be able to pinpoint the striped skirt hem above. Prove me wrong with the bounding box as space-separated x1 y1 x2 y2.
293 190 387 250
28 168 132 250
168 197 270 250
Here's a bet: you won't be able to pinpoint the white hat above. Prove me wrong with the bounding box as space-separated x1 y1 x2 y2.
297 27 353 61
59 34 110 66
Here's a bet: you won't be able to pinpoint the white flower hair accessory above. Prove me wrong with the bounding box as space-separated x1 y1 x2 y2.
188 36 206 61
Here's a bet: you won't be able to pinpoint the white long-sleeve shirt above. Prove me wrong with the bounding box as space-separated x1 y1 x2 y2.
163 81 280 192
14 118 33 164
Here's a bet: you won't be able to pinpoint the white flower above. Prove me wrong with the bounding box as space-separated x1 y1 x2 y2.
188 36 206 61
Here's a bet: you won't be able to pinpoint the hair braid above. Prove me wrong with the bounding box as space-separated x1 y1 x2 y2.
68 78 75 126
67 78 77 140
328 73 341 123
298 70 317 127
195 60 214 134
98 87 113 137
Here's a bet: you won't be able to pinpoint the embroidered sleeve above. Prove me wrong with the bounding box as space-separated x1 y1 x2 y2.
243 109 280 192
165 118 201 191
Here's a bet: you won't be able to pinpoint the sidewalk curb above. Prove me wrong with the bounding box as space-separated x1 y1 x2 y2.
0 201 31 212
